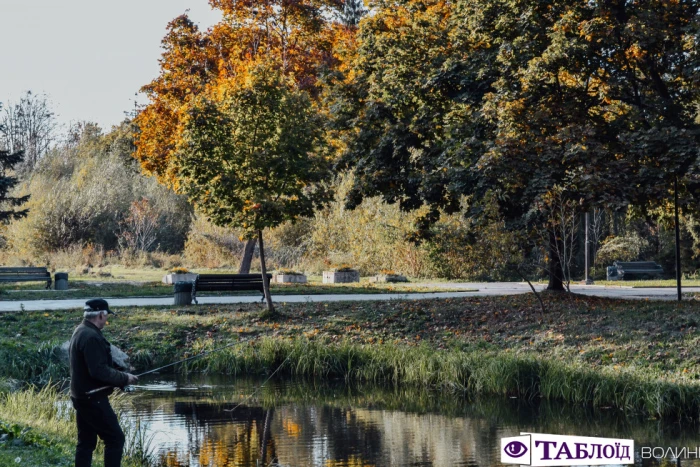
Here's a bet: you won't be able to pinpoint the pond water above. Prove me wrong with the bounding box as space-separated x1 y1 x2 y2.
122 374 700 467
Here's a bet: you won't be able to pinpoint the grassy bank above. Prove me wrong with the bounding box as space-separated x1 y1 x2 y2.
1 293 700 419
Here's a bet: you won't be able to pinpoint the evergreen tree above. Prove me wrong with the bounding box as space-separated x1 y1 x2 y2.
0 147 29 222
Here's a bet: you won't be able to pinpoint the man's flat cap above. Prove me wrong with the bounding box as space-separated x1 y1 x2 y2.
84 298 117 316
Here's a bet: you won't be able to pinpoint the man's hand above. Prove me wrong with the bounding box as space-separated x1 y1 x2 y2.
126 373 138 385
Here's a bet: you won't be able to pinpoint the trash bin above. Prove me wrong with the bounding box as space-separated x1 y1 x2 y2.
55 272 69 290
174 281 193 306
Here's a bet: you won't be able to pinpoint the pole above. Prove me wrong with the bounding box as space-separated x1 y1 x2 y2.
675 177 682 302
585 212 593 284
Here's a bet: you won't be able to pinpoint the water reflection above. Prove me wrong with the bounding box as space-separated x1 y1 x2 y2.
123 375 700 467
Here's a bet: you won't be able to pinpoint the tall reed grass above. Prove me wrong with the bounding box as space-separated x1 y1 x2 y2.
182 337 700 420
0 339 68 384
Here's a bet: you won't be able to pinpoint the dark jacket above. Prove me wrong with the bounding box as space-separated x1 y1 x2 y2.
69 320 129 399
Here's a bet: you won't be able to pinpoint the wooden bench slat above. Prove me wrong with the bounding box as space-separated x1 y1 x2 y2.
197 274 262 280
0 276 52 281
197 286 264 292
0 268 50 274
197 280 263 286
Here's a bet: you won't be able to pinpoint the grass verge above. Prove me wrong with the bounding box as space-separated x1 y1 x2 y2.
594 280 700 288
0 279 460 301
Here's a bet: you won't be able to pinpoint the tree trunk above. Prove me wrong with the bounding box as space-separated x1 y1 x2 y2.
547 230 565 291
258 230 275 314
239 238 257 274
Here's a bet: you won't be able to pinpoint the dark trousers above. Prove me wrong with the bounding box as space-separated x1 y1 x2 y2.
71 396 125 467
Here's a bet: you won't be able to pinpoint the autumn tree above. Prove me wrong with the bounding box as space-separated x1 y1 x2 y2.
335 0 700 290
135 0 349 273
177 66 330 314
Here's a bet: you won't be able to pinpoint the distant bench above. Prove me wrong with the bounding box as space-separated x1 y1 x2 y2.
606 261 664 281
192 273 272 304
0 267 52 289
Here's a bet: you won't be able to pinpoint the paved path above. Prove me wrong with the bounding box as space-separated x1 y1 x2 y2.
413 282 700 300
0 283 697 312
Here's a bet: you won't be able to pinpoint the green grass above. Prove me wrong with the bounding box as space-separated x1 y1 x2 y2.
0 385 156 467
596 279 700 288
0 444 74 467
535 279 700 287
0 276 464 301
56 266 241 283
0 282 174 300
2 293 700 419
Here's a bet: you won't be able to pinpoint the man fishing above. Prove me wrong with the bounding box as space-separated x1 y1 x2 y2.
69 298 138 467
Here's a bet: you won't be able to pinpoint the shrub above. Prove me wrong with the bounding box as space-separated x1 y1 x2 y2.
296 174 432 276
183 215 244 268
264 219 313 270
2 123 192 260
276 268 303 275
596 233 649 267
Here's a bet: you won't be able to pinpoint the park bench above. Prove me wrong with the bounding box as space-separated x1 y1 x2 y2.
606 261 664 281
0 267 52 289
192 273 272 304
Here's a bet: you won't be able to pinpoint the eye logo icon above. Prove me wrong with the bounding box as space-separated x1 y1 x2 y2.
504 441 528 458
501 435 532 464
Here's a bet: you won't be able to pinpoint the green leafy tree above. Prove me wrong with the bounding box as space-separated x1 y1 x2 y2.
335 0 700 291
334 0 459 214
178 67 330 314
460 0 700 290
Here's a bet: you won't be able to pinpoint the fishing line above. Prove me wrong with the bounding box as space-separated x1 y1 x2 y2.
224 337 310 414
86 338 255 395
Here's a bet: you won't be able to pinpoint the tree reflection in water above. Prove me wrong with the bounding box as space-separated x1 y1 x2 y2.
124 376 700 467
149 401 382 467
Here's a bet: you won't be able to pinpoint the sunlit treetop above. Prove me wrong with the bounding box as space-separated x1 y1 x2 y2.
135 0 359 188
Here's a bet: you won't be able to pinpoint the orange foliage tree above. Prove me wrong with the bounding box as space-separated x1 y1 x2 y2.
134 1 360 275
135 1 356 185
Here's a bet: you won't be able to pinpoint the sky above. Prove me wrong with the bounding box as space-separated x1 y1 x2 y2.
1 0 222 131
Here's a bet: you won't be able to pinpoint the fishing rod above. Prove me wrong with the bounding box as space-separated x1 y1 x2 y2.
85 338 250 396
